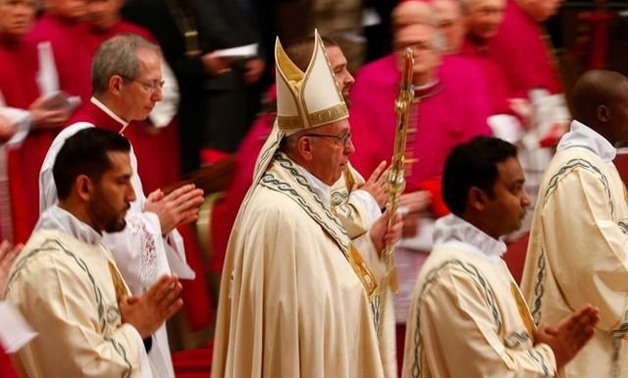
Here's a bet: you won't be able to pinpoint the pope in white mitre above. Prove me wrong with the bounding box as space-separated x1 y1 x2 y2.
211 30 402 378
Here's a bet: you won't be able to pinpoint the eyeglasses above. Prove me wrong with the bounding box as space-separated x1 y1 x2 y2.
394 42 431 53
304 132 352 147
122 77 165 94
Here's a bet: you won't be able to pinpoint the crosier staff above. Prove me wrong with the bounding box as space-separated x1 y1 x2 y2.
378 48 414 336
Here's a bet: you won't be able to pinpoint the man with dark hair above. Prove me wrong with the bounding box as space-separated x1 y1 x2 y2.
6 127 183 377
38 33 204 376
521 70 628 377
402 136 599 377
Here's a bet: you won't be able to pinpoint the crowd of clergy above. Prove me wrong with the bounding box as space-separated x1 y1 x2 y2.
1 0 628 376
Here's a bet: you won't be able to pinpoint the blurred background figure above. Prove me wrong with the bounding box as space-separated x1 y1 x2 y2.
0 0 72 244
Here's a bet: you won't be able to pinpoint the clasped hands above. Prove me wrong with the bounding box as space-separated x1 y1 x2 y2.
144 183 205 235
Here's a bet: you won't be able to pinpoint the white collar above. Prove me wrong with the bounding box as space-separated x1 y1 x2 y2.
433 214 507 263
557 120 616 163
294 162 332 207
35 205 102 245
90 97 130 134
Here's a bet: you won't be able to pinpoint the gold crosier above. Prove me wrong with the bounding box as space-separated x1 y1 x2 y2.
378 48 415 337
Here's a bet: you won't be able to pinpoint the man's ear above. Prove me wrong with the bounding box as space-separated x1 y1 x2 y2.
109 75 124 94
75 175 93 202
297 136 314 162
597 104 610 123
467 186 487 212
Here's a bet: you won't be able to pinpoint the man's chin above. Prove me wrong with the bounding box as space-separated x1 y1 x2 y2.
342 95 351 107
105 220 127 234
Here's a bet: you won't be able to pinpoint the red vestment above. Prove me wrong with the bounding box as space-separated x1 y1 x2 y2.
27 14 93 102
0 38 56 243
487 0 562 98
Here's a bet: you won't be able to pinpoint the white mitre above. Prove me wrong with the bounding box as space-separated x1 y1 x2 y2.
251 29 349 185
275 29 348 132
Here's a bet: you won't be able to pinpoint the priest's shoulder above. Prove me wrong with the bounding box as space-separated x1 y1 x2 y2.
7 230 91 285
439 54 484 85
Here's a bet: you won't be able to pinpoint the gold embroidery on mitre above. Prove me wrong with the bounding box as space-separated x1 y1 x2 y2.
307 103 349 127
274 29 348 133
277 114 303 130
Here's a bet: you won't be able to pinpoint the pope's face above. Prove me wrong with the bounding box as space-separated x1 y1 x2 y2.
305 119 355 186
88 151 135 233
0 0 36 39
467 0 505 41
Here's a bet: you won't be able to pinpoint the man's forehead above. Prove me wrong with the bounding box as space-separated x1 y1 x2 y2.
396 24 433 42
327 46 347 67
319 119 349 132
434 0 461 17
497 157 524 182
470 0 505 9
106 150 131 169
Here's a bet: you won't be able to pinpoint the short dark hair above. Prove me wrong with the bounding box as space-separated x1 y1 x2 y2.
442 136 518 215
285 35 339 72
53 128 131 200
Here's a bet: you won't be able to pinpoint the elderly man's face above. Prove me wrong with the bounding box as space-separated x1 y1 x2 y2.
394 23 441 81
87 0 122 30
118 47 164 122
392 1 433 31
467 0 505 40
433 0 465 53
302 119 355 186
0 0 36 39
45 0 87 20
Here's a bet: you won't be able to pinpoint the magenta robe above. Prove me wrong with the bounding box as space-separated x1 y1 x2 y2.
349 54 492 194
0 38 56 243
27 14 93 101
85 21 181 193
460 38 517 118
487 0 562 98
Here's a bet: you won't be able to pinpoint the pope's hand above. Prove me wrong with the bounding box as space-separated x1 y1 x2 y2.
369 208 403 253
358 160 389 208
